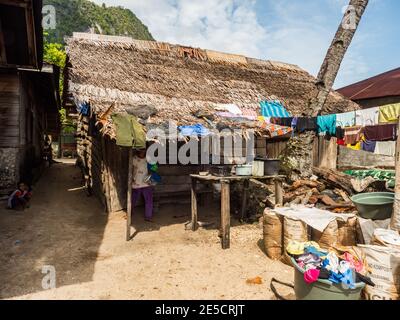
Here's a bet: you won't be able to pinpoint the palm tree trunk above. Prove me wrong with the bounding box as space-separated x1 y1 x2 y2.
310 0 369 116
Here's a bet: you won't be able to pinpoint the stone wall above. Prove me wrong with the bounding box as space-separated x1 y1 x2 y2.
0 148 19 193
337 146 395 169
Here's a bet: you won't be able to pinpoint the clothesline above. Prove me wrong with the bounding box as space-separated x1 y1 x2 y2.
260 101 400 157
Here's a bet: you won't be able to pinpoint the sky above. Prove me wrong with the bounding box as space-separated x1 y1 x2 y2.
92 0 399 88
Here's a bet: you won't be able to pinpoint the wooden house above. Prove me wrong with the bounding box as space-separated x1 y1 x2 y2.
0 0 61 195
64 33 359 213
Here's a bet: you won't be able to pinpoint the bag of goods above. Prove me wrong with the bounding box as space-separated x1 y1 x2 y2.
282 216 308 265
311 220 338 249
338 217 358 247
371 229 400 249
263 209 283 260
358 244 400 300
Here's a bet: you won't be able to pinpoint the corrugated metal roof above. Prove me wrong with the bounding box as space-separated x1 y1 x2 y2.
338 67 400 101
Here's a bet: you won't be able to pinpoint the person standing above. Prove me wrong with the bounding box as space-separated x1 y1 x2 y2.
131 149 154 222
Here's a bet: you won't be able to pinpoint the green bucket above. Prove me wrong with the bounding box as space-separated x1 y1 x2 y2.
291 258 365 300
351 192 394 220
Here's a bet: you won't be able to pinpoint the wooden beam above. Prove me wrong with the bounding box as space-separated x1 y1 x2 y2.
240 180 249 220
126 148 133 241
390 117 400 231
274 178 284 207
191 178 198 231
221 180 231 249
0 16 6 64
24 4 38 69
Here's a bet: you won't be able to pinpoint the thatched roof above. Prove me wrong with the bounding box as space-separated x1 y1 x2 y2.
65 33 359 135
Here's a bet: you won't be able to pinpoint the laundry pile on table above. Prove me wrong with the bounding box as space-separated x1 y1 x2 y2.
286 241 375 289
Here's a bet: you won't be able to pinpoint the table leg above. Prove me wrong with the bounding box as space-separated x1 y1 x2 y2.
274 178 284 208
221 180 230 249
191 178 198 231
241 180 250 220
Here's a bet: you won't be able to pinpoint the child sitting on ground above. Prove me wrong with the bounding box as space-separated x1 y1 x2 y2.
7 182 32 210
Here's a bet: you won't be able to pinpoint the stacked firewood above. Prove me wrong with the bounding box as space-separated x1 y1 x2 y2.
283 167 357 213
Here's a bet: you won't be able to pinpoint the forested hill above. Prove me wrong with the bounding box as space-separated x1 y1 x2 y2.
43 0 154 44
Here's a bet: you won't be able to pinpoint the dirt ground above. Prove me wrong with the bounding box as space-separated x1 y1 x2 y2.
0 160 294 300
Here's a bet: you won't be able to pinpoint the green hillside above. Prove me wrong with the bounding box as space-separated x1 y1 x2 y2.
43 0 154 44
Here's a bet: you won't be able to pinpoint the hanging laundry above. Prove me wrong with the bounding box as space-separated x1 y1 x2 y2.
336 127 345 140
317 114 337 136
344 126 363 145
257 116 271 124
337 139 346 146
112 114 146 148
260 100 291 118
257 121 293 138
355 107 379 126
241 108 258 120
336 111 356 127
374 141 396 157
215 104 242 115
347 142 362 150
361 139 377 153
296 117 318 133
178 124 210 137
378 103 400 123
363 124 397 141
77 102 90 116
270 117 293 127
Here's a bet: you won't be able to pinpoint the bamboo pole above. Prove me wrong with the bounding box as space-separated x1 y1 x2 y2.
126 148 133 241
390 117 400 232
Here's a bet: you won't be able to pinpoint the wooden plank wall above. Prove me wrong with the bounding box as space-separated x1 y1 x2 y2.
0 72 20 148
313 136 338 169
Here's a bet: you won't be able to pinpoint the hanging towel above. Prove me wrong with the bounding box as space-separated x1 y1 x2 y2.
241 108 258 120
317 114 337 135
378 103 400 123
215 104 242 115
374 141 396 157
355 107 379 126
336 111 356 127
271 117 293 127
362 124 397 141
347 142 362 151
260 100 291 118
336 127 345 140
344 126 363 145
296 117 318 133
178 124 210 137
112 114 146 148
361 139 377 153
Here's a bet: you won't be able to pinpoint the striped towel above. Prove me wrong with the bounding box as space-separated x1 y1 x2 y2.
260 100 291 118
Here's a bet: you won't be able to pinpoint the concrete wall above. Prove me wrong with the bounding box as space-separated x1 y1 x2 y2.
337 146 395 169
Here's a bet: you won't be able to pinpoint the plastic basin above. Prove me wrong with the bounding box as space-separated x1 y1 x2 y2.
351 192 394 220
291 258 365 300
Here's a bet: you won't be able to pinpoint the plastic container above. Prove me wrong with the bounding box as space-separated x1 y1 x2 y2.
252 161 264 177
255 158 280 176
351 192 394 220
235 164 252 176
291 258 365 300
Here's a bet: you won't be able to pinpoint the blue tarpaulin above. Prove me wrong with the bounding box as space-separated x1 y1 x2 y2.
260 100 291 118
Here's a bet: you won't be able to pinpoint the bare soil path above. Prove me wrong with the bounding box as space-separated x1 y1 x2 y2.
0 160 293 300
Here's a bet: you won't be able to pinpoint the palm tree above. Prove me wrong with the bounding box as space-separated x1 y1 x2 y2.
310 0 369 116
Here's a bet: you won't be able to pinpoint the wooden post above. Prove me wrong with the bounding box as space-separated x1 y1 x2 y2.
126 148 133 241
241 179 250 220
221 180 231 249
191 178 198 231
390 117 400 231
274 178 284 208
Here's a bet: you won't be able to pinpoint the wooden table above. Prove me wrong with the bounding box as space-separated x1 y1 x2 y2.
190 174 285 249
